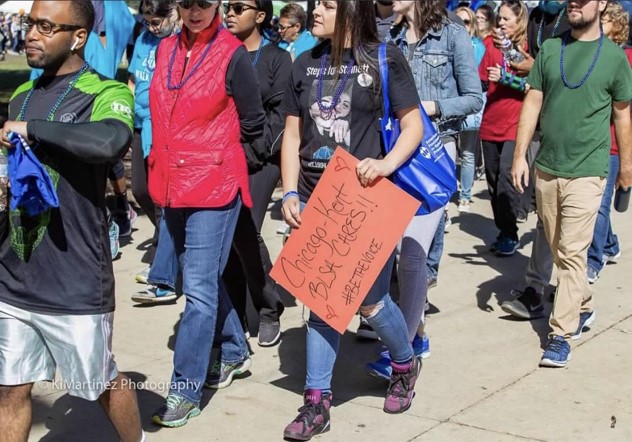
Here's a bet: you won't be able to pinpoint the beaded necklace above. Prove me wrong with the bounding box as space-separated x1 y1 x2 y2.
17 63 90 123
316 47 355 121
251 38 264 67
560 30 603 90
167 27 222 91
537 8 565 49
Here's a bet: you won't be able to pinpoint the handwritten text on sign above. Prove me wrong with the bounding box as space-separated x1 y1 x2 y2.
270 148 420 334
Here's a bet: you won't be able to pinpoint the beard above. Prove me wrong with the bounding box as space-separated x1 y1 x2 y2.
26 51 68 71
568 13 598 30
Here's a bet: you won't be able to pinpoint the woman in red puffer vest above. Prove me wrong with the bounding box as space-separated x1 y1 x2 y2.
148 0 265 428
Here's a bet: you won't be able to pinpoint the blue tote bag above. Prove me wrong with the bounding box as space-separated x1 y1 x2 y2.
378 43 457 215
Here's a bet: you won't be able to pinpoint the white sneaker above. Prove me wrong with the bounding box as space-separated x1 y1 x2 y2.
458 200 470 213
135 265 150 284
605 251 621 264
443 211 452 233
276 221 290 234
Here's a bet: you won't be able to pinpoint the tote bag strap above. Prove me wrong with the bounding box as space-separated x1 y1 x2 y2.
378 43 392 120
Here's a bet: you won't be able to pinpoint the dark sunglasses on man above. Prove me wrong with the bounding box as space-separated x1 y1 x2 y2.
176 0 218 10
223 2 259 15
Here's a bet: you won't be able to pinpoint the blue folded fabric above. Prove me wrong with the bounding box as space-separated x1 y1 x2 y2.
7 133 59 216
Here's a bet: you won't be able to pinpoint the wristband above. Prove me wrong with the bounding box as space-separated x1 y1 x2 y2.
282 190 299 205
499 69 526 92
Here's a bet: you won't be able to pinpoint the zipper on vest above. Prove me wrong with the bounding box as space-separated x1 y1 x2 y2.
166 89 181 207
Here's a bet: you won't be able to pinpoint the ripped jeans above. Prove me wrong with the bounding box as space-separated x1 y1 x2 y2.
304 253 413 391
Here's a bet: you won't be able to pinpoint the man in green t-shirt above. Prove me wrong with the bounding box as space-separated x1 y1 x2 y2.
512 0 632 368
0 1 142 440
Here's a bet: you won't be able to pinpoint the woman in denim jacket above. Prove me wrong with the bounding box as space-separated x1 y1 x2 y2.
366 0 483 380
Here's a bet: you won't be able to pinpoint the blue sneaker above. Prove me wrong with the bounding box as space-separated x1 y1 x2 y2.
131 285 177 304
366 335 430 380
366 349 392 381
571 311 595 340
495 237 519 256
540 335 571 368
413 334 431 359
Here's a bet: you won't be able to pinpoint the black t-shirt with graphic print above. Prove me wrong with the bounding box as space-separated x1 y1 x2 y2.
283 41 419 200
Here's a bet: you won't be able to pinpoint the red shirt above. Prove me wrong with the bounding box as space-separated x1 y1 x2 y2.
479 37 528 142
610 47 632 155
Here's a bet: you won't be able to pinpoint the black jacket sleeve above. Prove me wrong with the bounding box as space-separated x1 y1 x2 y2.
265 49 292 157
27 119 132 164
225 47 267 172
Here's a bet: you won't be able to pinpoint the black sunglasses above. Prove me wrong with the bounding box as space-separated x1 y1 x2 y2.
223 2 259 15
462 19 471 25
176 0 217 10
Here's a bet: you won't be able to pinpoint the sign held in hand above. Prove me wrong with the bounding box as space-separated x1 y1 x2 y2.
270 148 420 334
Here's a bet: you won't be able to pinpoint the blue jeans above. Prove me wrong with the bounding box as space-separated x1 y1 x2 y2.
426 211 444 281
587 154 620 273
459 130 478 202
147 213 178 290
425 140 457 280
305 254 413 391
164 197 249 404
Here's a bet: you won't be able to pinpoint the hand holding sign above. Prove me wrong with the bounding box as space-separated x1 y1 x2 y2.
270 148 420 334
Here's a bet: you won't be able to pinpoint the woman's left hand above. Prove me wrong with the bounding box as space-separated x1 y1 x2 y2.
356 158 395 187
487 64 502 83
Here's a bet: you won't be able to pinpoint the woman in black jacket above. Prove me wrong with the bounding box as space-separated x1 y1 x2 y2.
221 0 292 348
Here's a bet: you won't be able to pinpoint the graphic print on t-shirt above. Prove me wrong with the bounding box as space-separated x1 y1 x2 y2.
306 78 353 171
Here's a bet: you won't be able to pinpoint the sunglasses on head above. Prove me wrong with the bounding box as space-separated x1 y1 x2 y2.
176 0 218 10
223 2 259 15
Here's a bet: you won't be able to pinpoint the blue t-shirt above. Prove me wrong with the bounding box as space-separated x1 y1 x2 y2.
278 30 318 60
128 30 161 157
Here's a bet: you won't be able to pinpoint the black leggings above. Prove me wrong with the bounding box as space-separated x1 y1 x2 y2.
222 154 284 324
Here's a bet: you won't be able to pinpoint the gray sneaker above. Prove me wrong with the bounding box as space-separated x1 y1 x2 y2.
131 285 177 304
258 321 281 347
500 287 545 319
204 357 252 389
152 394 200 427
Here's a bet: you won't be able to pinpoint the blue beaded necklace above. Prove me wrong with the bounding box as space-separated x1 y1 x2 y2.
316 47 355 120
560 30 603 90
167 27 222 91
537 8 565 49
17 63 90 122
251 38 264 67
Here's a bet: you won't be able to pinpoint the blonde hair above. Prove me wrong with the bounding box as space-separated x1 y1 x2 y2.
603 1 629 46
499 0 528 48
456 6 480 38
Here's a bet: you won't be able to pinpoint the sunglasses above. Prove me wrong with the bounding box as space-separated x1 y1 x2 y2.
223 2 259 15
463 19 471 25
176 0 218 10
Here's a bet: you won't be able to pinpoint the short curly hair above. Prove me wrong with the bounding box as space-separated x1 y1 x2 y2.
603 1 629 46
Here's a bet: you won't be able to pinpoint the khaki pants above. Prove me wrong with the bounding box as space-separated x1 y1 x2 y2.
535 170 605 339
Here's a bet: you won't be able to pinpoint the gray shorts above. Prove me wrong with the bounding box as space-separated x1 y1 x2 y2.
0 300 118 401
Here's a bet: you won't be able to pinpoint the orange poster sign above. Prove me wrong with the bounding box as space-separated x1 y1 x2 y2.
270 148 420 334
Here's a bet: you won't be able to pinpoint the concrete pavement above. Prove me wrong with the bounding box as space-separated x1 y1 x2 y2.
29 177 632 441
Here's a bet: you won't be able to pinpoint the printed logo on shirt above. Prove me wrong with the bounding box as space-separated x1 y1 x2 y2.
307 79 353 170
59 112 77 123
136 48 156 82
111 100 133 119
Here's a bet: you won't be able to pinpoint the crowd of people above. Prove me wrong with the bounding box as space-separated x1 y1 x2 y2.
0 0 630 441
0 9 28 60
